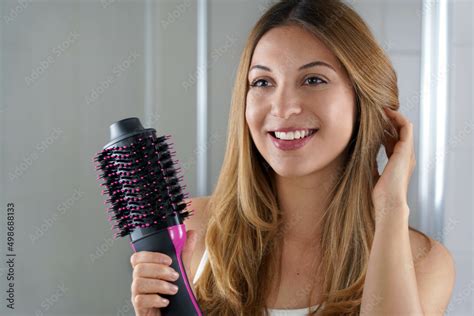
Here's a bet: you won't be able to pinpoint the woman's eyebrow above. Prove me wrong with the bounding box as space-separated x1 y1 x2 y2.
249 60 336 73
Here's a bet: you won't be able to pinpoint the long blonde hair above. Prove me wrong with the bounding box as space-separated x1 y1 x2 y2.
195 1 426 314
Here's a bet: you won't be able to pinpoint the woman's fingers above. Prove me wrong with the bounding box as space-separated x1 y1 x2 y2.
130 251 180 315
132 278 179 295
133 263 179 282
130 251 172 269
134 294 169 309
382 107 416 175
384 107 412 143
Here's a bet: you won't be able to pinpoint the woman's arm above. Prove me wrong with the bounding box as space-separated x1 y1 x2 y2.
361 204 455 315
361 108 455 315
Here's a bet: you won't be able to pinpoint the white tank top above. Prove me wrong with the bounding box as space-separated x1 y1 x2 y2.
192 248 320 315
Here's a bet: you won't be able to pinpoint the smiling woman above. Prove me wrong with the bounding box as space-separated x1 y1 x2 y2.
189 0 455 315
246 24 356 178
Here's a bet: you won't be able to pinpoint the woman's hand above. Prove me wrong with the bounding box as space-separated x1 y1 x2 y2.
372 108 416 224
130 230 198 316
130 251 178 316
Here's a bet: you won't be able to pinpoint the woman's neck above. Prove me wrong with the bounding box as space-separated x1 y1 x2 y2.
274 154 346 245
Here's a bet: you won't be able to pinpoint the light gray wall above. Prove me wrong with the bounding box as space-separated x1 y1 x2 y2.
207 0 271 193
0 0 197 315
0 0 471 315
443 1 473 314
0 1 147 315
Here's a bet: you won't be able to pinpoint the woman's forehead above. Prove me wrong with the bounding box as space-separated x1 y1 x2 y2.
250 25 340 72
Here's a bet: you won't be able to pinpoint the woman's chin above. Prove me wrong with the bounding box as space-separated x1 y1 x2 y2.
267 152 341 177
270 163 323 178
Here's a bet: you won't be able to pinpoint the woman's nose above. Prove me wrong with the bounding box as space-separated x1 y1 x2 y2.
270 87 303 119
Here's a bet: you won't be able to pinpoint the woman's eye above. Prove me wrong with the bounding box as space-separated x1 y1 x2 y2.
249 77 326 88
304 76 326 85
250 79 271 88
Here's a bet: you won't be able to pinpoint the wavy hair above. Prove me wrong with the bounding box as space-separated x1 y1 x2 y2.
194 0 427 314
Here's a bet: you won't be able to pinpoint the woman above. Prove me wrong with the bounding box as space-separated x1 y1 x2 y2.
130 0 455 315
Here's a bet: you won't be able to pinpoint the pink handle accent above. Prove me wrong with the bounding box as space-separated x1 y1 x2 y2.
167 224 202 316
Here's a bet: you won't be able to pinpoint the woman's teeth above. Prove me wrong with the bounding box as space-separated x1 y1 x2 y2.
274 129 316 140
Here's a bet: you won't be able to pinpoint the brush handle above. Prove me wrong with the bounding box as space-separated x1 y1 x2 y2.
131 224 202 316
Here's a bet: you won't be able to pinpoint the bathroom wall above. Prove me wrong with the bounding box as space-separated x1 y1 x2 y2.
0 0 471 315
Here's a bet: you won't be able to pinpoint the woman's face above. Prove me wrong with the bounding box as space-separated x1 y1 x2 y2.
245 25 356 177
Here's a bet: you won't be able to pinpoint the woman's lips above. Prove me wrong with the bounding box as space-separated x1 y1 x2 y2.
268 129 317 151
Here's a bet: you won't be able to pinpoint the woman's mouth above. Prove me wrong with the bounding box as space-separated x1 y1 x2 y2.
268 129 318 151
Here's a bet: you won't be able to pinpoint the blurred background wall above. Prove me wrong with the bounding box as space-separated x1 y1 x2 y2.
0 0 472 315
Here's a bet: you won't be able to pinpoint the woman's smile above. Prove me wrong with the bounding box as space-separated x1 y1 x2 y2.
267 129 318 151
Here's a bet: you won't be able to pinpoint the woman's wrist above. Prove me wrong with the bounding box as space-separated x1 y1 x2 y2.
374 203 410 232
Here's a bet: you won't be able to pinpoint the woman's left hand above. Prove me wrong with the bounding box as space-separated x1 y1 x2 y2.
372 107 416 223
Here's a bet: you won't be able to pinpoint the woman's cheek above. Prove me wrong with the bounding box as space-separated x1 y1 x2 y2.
245 96 266 127
245 103 259 136
245 99 253 122
325 111 355 148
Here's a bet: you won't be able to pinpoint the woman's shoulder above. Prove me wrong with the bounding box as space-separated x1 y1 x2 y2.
408 226 455 271
408 227 456 312
408 227 433 265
